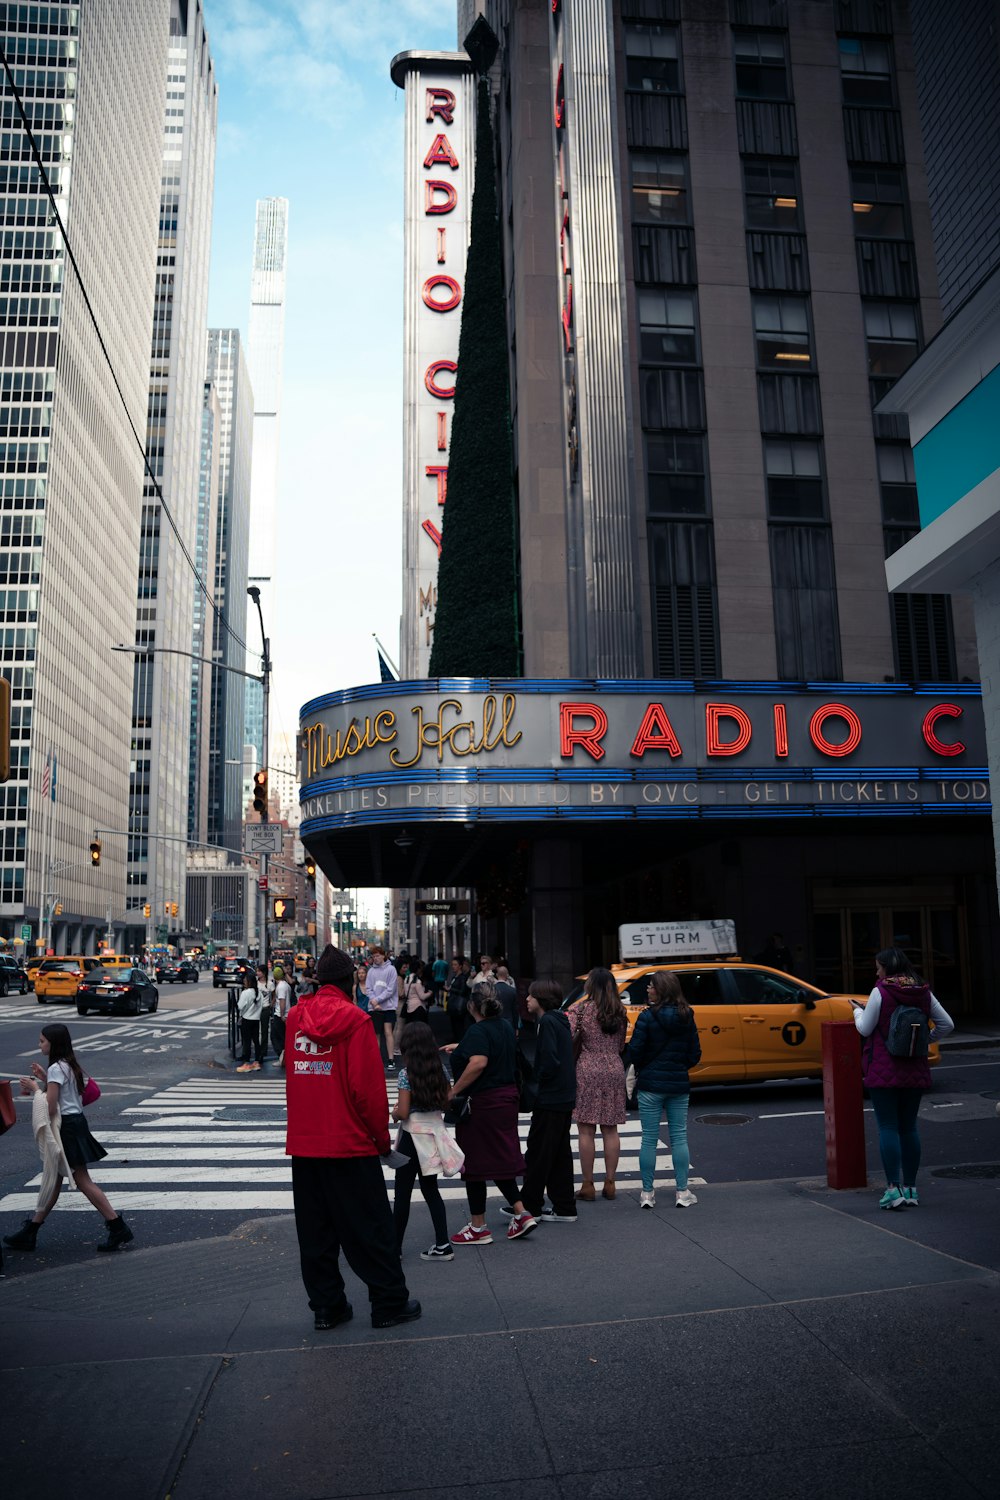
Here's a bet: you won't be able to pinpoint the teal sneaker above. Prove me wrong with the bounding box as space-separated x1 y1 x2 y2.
879 1187 906 1211
902 1187 919 1207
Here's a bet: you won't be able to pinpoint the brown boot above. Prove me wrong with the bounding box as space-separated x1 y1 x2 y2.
576 1180 596 1201
602 1181 616 1200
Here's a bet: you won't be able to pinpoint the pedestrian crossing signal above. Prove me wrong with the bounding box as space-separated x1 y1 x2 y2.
272 897 295 922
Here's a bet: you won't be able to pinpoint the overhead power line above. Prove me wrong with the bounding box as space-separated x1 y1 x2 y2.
0 45 248 656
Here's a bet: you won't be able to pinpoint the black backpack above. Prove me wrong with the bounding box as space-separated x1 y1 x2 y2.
885 1003 931 1059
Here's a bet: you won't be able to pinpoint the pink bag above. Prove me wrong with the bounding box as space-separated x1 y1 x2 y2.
81 1076 101 1107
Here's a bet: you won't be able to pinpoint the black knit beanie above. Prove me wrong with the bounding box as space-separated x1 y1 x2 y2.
315 944 355 989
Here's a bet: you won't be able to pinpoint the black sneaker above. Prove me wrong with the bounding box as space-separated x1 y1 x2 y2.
420 1243 454 1261
372 1298 422 1329
314 1302 353 1331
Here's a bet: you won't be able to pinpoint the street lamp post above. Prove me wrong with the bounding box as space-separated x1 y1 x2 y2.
247 586 271 971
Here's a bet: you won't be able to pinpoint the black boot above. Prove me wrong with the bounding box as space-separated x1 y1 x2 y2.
3 1218 40 1251
96 1214 134 1252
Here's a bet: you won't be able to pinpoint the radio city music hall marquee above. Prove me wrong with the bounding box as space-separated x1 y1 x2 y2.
393 53 475 676
298 683 989 830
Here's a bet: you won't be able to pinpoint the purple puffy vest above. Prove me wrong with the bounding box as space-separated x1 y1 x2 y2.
862 980 933 1090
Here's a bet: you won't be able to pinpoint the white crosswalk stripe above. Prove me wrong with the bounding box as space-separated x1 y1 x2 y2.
0 1076 706 1214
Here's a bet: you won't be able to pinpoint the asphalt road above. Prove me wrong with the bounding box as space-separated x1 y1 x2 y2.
3 981 999 1276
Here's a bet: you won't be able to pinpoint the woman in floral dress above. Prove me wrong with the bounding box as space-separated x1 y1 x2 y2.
567 969 628 1200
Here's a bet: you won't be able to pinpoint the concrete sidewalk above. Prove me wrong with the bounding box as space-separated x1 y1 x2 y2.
1 1174 998 1500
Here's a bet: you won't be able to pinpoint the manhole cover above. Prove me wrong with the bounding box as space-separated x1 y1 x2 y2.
219 1105 285 1122
694 1113 752 1126
932 1163 1000 1179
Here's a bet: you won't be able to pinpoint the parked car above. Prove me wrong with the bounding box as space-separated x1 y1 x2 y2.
0 953 29 995
213 957 248 989
76 966 159 1016
162 959 199 984
35 957 103 1004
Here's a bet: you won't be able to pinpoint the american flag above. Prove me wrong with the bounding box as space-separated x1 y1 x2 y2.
40 750 50 800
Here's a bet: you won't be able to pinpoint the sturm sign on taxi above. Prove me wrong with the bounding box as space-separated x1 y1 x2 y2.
298 683 989 828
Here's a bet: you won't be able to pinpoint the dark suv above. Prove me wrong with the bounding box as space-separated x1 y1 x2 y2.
213 957 248 989
0 953 29 995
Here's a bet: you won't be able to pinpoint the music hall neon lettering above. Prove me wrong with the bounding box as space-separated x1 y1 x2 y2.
304 712 397 776
389 694 521 768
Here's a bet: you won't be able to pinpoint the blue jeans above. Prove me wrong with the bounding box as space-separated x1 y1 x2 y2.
868 1086 924 1186
638 1091 690 1192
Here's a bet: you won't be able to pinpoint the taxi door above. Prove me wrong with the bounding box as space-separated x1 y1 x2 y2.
727 966 825 1080
621 968 746 1084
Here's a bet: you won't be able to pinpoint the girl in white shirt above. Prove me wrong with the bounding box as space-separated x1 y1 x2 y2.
3 1022 133 1254
236 968 266 1072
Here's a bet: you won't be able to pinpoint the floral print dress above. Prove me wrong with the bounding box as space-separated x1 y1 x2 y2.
568 1001 627 1125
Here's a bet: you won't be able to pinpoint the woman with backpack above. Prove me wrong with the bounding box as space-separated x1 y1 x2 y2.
625 971 702 1210
853 947 954 1210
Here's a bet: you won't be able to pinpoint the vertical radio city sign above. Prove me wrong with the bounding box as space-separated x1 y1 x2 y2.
391 51 475 676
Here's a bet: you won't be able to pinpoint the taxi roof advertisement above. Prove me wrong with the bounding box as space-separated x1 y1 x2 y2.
619 919 738 962
298 681 988 829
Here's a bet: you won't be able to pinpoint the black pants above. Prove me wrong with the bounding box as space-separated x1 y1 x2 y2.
258 1005 272 1057
239 1018 263 1063
449 1002 469 1046
393 1131 449 1248
521 1107 576 1217
291 1156 410 1319
466 1178 520 1216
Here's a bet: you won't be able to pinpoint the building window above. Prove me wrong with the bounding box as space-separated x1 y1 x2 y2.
649 521 720 677
765 439 825 519
877 443 919 526
638 288 697 364
734 30 789 101
631 153 689 224
744 159 801 231
769 525 841 680
891 593 956 681
838 35 893 106
864 301 919 378
753 294 813 368
647 434 707 515
850 167 907 238
624 24 680 94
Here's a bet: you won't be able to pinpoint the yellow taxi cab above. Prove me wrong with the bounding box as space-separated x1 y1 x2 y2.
96 954 131 971
26 955 47 990
566 961 939 1087
35 956 103 1004
294 953 308 971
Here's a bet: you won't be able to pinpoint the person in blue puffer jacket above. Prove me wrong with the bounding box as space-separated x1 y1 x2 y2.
624 970 702 1210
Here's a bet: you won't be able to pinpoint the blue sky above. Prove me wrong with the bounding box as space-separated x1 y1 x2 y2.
204 0 457 751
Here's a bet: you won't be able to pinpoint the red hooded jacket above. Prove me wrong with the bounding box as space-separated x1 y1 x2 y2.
285 984 391 1158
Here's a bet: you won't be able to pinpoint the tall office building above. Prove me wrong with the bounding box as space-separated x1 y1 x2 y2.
244 196 288 767
205 328 253 859
188 377 221 849
300 1 998 1017
126 0 217 952
0 2 167 952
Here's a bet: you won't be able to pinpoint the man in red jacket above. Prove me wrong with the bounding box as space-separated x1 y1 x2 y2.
286 944 420 1331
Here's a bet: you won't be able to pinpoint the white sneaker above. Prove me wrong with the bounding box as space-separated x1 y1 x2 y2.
675 1189 698 1208
639 1191 655 1210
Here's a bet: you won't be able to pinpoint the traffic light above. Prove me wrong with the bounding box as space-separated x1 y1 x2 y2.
90 838 102 868
164 902 170 915
143 903 151 918
305 857 316 880
171 902 178 918
272 896 295 922
54 903 62 916
253 769 268 815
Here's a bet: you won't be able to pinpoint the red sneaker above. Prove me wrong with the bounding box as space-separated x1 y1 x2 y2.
506 1212 538 1240
450 1222 493 1246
